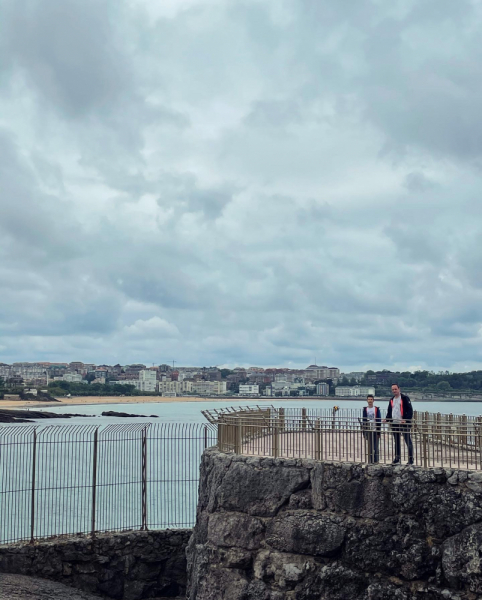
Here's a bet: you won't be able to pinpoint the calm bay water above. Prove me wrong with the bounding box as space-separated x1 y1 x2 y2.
28 397 482 426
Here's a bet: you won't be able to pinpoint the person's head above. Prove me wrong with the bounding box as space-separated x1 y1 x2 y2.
391 383 400 396
366 394 374 407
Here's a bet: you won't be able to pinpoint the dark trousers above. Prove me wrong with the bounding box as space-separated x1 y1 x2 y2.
392 426 413 461
366 431 379 463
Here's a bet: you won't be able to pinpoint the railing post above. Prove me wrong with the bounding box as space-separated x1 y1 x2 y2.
204 424 208 449
422 414 428 468
141 427 148 531
30 429 37 544
272 423 280 458
314 419 321 460
234 418 242 454
91 428 99 539
279 408 285 432
217 418 224 451
462 414 468 446
477 417 482 469
367 431 372 465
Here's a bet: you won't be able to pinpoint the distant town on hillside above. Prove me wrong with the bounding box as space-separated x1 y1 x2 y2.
1 362 482 400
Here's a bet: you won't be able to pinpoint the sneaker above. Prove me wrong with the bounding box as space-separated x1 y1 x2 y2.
392 458 400 464
407 459 414 465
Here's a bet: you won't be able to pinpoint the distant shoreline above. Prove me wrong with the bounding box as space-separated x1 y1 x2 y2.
0 394 481 410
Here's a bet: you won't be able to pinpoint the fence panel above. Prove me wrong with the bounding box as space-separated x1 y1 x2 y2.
0 422 216 545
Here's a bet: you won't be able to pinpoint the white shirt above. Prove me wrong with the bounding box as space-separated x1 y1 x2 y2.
392 395 402 422
367 406 376 430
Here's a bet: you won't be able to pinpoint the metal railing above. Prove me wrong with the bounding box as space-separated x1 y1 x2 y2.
204 405 482 427
214 409 482 471
0 422 216 545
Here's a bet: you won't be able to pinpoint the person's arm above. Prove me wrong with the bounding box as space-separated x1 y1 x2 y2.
383 400 392 422
403 395 413 423
362 408 368 434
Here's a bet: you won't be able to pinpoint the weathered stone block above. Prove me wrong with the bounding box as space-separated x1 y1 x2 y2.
288 489 313 510
266 511 345 557
214 459 310 517
310 463 326 510
442 523 482 593
208 512 265 550
253 549 316 590
196 566 249 600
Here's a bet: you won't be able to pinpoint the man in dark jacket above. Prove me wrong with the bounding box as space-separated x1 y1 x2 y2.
362 394 381 463
385 383 414 465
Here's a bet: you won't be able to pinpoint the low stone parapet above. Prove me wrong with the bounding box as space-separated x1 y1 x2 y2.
0 529 191 600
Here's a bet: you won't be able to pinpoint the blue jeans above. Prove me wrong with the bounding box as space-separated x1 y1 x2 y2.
366 431 379 463
392 425 413 461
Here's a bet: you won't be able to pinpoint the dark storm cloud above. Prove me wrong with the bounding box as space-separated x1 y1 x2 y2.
0 0 481 370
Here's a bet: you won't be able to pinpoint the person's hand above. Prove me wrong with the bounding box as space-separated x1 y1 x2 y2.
382 419 387 423
401 419 406 424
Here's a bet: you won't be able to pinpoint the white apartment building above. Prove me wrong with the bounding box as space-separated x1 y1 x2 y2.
158 381 179 395
135 369 157 393
8 363 49 382
357 386 376 396
212 381 227 394
335 385 375 397
158 381 193 395
192 381 227 395
239 384 259 396
265 384 292 396
63 373 84 383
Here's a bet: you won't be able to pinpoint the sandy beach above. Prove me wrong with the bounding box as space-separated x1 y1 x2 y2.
0 395 255 410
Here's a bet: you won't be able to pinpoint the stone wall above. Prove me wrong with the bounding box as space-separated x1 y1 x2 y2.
186 448 482 600
0 529 191 600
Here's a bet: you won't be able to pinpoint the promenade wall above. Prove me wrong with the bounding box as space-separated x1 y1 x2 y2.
187 448 482 600
0 529 191 600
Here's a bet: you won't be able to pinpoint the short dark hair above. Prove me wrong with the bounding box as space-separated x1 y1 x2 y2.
367 394 374 400
391 383 400 389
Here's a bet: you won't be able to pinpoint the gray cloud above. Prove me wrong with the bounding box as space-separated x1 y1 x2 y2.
0 0 481 371
2 0 130 117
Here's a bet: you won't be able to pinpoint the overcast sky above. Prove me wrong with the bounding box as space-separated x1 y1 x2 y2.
1 0 482 371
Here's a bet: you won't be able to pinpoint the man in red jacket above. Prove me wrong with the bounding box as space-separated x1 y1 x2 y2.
384 383 414 465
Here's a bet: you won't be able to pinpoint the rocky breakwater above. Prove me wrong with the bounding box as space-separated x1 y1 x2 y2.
187 448 482 600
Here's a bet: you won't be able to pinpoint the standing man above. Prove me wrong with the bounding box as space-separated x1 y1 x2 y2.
362 394 381 463
385 383 414 465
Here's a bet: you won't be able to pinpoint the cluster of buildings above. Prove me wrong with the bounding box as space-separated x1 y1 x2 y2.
0 362 394 397
0 362 230 396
